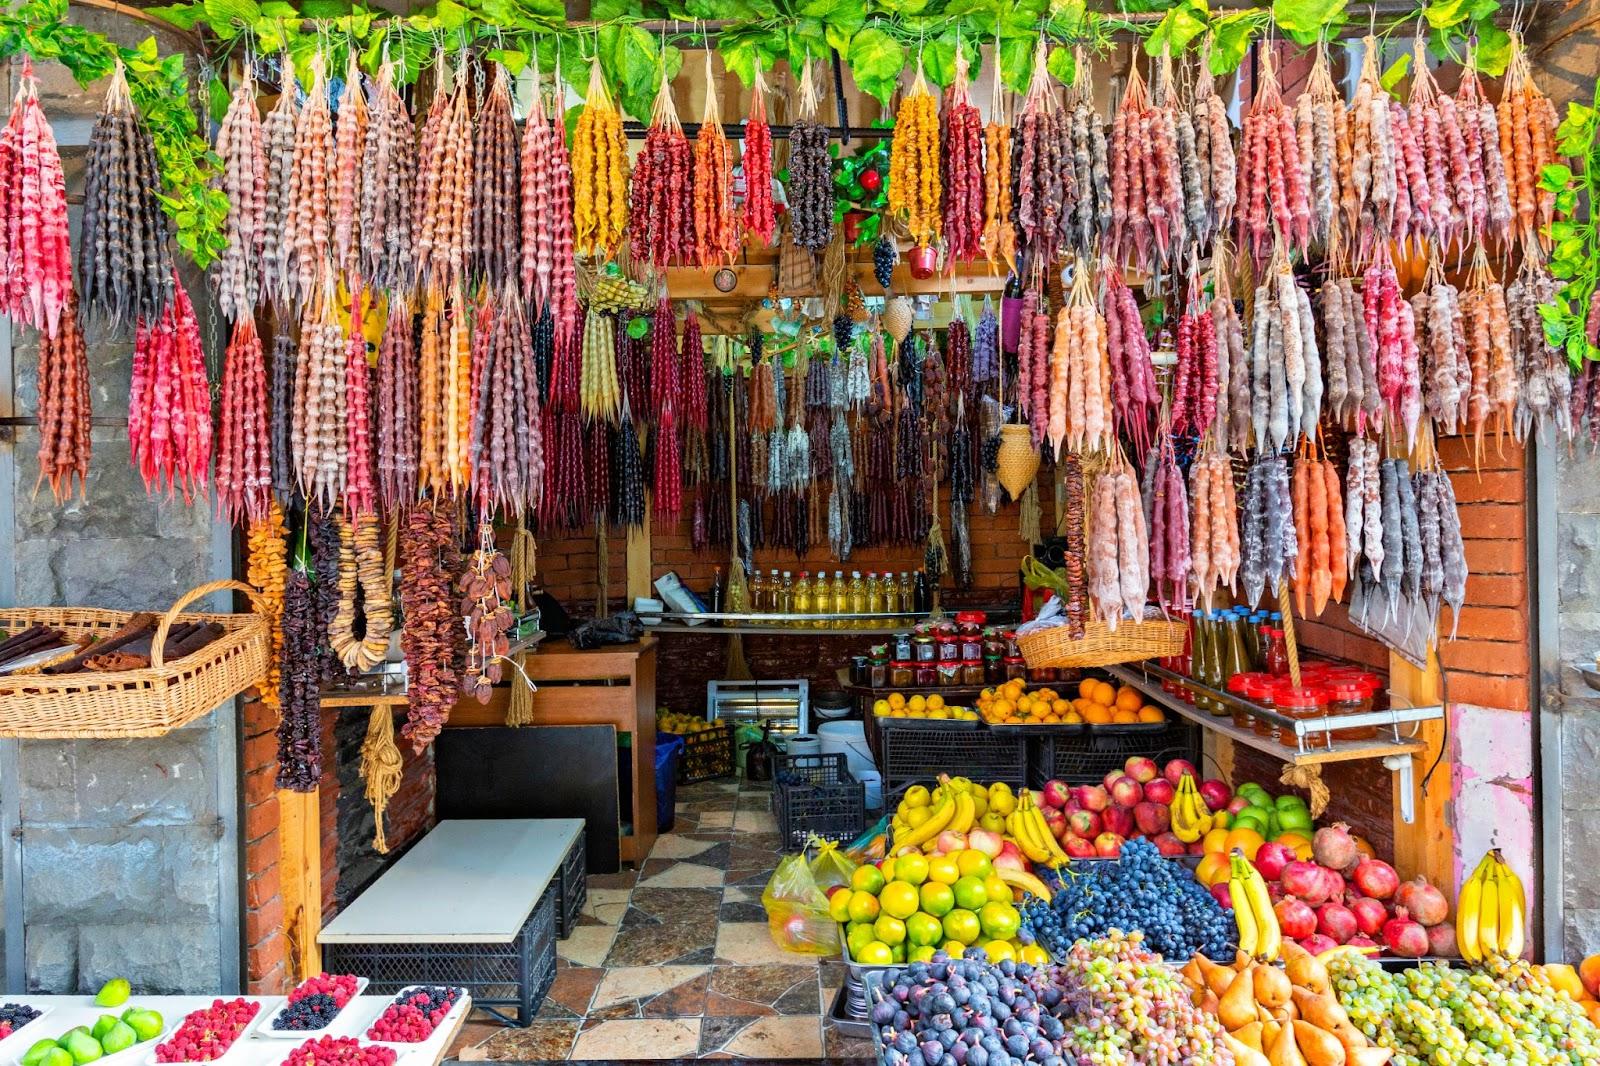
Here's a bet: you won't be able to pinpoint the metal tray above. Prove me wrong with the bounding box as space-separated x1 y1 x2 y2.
827 980 875 1042
980 718 1087 734
256 977 370 1039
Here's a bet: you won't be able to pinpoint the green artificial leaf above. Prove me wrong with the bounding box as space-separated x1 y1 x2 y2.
564 102 583 144
489 47 528 73
145 5 204 29
998 34 1034 93
298 0 351 16
1422 0 1472 28
627 316 650 339
591 0 634 17
1145 0 1207 57
878 0 931 12
1271 0 1345 46
1045 42 1074 86
257 0 297 15
432 0 470 30
1380 53 1410 93
796 0 842 14
1541 163 1574 191
848 26 904 105
788 21 828 79
920 31 957 87
1558 188 1579 214
1469 21 1510 75
202 0 257 36
206 73 230 123
1207 17 1257 75
718 32 764 86
610 24 661 105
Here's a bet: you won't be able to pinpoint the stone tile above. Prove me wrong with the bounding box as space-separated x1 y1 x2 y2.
627 887 724 923
466 1020 579 1060
725 866 778 889
719 901 769 923
586 869 640 890
683 796 739 812
723 885 763 903
698 1016 758 1054
569 1018 701 1060
733 809 779 833
445 1019 501 1058
737 832 785 851
543 964 604 1016
721 1015 825 1058
592 965 710 1010
581 887 632 926
648 834 718 859
710 964 820 1014
637 862 724 889
715 922 821 967
824 1022 878 1060
699 810 736 828
557 925 618 968
639 971 711 1018
606 889 721 967
727 842 782 869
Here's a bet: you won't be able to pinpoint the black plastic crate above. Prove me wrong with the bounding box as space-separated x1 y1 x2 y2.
882 728 1028 794
772 752 866 850
678 725 735 783
556 831 587 941
1028 721 1199 786
324 883 557 1027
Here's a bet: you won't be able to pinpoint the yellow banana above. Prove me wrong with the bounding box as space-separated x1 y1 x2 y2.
1242 856 1281 961
1456 860 1485 964
948 791 976 835
996 866 1054 903
1477 860 1500 960
896 793 955 851
1229 857 1258 956
1007 811 1051 864
1029 804 1070 867
1494 853 1525 959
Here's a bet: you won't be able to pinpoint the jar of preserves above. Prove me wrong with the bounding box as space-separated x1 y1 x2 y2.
984 656 1005 684
982 628 1007 659
937 658 963 686
912 635 937 663
1003 655 1027 681
955 610 986 637
915 661 939 687
888 660 914 688
869 657 889 689
893 632 913 661
1324 679 1378 741
961 635 984 662
1234 673 1279 741
936 624 961 661
1272 683 1328 749
962 661 986 686
849 655 869 686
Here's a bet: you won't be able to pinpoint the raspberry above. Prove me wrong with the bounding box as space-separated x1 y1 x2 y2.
156 998 260 1062
281 1036 396 1066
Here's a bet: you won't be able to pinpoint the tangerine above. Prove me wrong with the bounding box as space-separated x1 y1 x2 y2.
1115 687 1143 712
1223 827 1265 860
1137 706 1165 722
1112 709 1139 724
1078 678 1097 699
1083 706 1112 725
888 693 907 710
1091 681 1117 707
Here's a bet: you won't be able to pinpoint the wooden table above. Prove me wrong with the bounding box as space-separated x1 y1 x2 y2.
320 819 581 1026
448 638 658 864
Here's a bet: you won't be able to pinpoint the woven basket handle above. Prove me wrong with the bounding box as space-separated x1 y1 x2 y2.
152 579 269 670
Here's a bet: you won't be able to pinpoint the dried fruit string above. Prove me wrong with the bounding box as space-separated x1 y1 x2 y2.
521 60 577 334
692 50 739 266
788 59 835 253
630 67 694 270
887 57 941 250
0 58 74 337
943 48 984 263
216 316 272 526
361 58 416 296
130 274 212 500
331 50 367 279
212 68 266 322
980 56 1016 273
573 56 629 258
260 56 299 310
400 498 461 752
34 289 90 502
470 64 521 291
245 500 287 710
375 297 418 512
289 53 334 304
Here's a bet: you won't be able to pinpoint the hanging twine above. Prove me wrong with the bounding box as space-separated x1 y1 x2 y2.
359 704 404 853
1274 576 1327 816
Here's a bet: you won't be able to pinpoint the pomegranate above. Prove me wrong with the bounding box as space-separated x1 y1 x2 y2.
1298 934 1338 955
1349 896 1388 937
1254 842 1295 882
1348 934 1379 951
1275 898 1318 939
1317 901 1358 944
1427 921 1459 957
1393 876 1450 927
1281 861 1333 905
1382 908 1429 957
1352 859 1400 900
1321 866 1347 904
1313 822 1360 872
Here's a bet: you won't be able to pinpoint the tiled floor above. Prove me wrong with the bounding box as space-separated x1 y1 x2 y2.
450 778 875 1062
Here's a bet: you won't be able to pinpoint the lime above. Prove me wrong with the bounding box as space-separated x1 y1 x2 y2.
879 881 920 920
978 901 1022 941
828 888 853 923
855 941 894 966
906 912 944 947
845 922 876 959
894 853 929 886
976 939 1017 963
942 908 981 945
873 914 907 947
1275 794 1307 811
982 874 1011 905
846 890 881 923
940 940 967 958
956 850 993 879
851 865 886 895
927 855 960 885
918 881 955 918
1275 808 1313 834
953 875 989 911
908 945 937 964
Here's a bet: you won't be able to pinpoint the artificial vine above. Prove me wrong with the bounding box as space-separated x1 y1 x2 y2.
1538 89 1600 366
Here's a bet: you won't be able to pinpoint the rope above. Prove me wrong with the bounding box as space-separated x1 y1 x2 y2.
1018 480 1041 545
505 651 537 726
1276 578 1302 686
1280 763 1331 818
359 704 403 853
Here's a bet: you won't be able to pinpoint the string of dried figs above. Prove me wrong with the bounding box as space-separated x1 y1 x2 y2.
401 498 462 752
276 532 322 791
460 533 513 703
329 510 394 673
34 288 90 503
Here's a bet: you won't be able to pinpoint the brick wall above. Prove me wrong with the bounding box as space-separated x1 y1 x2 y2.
241 696 287 994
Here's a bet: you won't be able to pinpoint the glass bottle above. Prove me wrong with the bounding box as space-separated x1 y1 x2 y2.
779 571 793 618
709 567 725 621
811 572 830 629
1189 611 1212 710
882 572 899 616
900 572 915 616
914 570 929 613
769 570 781 614
832 570 849 629
794 571 812 622
849 571 868 627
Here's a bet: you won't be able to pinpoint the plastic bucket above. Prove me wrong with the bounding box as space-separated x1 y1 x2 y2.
858 768 884 810
655 732 686 832
785 734 822 757
818 720 876 780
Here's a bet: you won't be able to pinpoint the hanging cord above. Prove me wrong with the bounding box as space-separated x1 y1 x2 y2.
359 703 404 853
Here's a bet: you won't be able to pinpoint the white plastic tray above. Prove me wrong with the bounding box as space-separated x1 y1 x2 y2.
353 988 467 1049
142 999 274 1066
255 980 369 1040
0 1006 53 1056
7 1010 174 1066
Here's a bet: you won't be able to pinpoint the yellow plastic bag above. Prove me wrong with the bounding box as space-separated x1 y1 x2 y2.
761 851 841 956
808 839 859 894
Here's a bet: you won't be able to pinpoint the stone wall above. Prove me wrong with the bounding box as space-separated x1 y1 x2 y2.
1 18 238 993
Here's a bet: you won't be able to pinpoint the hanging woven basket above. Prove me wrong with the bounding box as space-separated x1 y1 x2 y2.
996 425 1041 498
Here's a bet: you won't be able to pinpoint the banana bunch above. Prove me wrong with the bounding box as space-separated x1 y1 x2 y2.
1228 850 1281 961
889 775 979 852
1170 774 1215 844
1005 789 1069 869
1458 849 1525 963
995 866 1054 903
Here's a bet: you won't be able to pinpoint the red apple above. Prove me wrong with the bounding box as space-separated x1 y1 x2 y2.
1093 832 1125 858
1143 779 1176 806
1109 775 1144 808
1103 769 1123 792
1134 801 1170 836
1075 784 1110 812
1123 756 1159 784
993 848 1026 873
1068 809 1102 839
1211 882 1235 908
1254 842 1296 882
1163 759 1198 787
1041 779 1072 809
1153 832 1187 857
1031 790 1049 809
1199 779 1233 812
1226 795 1251 815
1064 835 1098 859
1102 804 1136 838
1187 841 1207 855
935 830 968 855
1041 808 1068 839
967 828 1004 858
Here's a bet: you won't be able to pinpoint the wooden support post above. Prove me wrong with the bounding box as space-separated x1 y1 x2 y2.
277 788 322 982
1389 647 1453 892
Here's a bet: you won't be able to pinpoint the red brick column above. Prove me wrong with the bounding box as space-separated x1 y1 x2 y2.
241 694 289 993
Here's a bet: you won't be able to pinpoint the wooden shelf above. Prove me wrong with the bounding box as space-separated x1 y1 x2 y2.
1105 663 1432 767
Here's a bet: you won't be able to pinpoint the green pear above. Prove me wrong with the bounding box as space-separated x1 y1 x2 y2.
93 979 130 1009
60 1031 102 1066
89 1017 118 1042
121 1011 162 1043
20 1038 57 1066
97 1024 135 1056
40 1048 74 1066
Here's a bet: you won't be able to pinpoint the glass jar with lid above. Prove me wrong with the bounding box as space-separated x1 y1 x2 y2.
869 657 889 689
936 658 963 686
1324 679 1378 741
888 660 914 688
912 635 937 663
961 634 984 662
1003 655 1027 681
962 660 986 685
914 661 939 687
935 623 961 661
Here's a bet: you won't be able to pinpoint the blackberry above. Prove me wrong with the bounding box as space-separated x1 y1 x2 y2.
872 235 898 290
273 993 340 1031
0 1003 41 1036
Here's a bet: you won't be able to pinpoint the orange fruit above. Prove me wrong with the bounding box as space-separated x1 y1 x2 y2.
1137 706 1165 722
1541 965 1585 1002
1030 702 1050 719
1112 709 1139 724
992 699 1015 719
1078 678 1097 699
1083 706 1112 725
1115 687 1142 712
1580 955 1600 998
1042 714 1060 723
1092 680 1117 707
1195 852 1230 888
1062 710 1083 724
1052 699 1072 716
1223 827 1265 861
1201 828 1229 853
888 693 907 710
1588 1002 1600 1028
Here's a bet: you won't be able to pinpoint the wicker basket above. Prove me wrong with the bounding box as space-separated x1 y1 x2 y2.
996 425 1040 498
0 579 271 739
1016 617 1186 669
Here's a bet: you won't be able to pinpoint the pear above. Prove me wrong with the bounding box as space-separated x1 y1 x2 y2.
60 1031 102 1066
97 1023 136 1056
1219 961 1261 1030
94 979 130 1009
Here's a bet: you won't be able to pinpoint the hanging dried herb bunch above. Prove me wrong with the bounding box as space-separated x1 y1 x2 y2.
78 59 172 332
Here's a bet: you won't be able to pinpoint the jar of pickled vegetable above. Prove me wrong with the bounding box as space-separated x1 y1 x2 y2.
1004 656 1027 681
984 656 1005 684
962 661 986 686
937 658 963 686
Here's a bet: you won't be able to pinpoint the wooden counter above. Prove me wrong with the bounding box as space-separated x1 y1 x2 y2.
448 637 658 864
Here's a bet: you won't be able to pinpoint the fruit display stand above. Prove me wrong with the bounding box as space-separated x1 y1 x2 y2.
318 820 579 1026
0 993 470 1066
